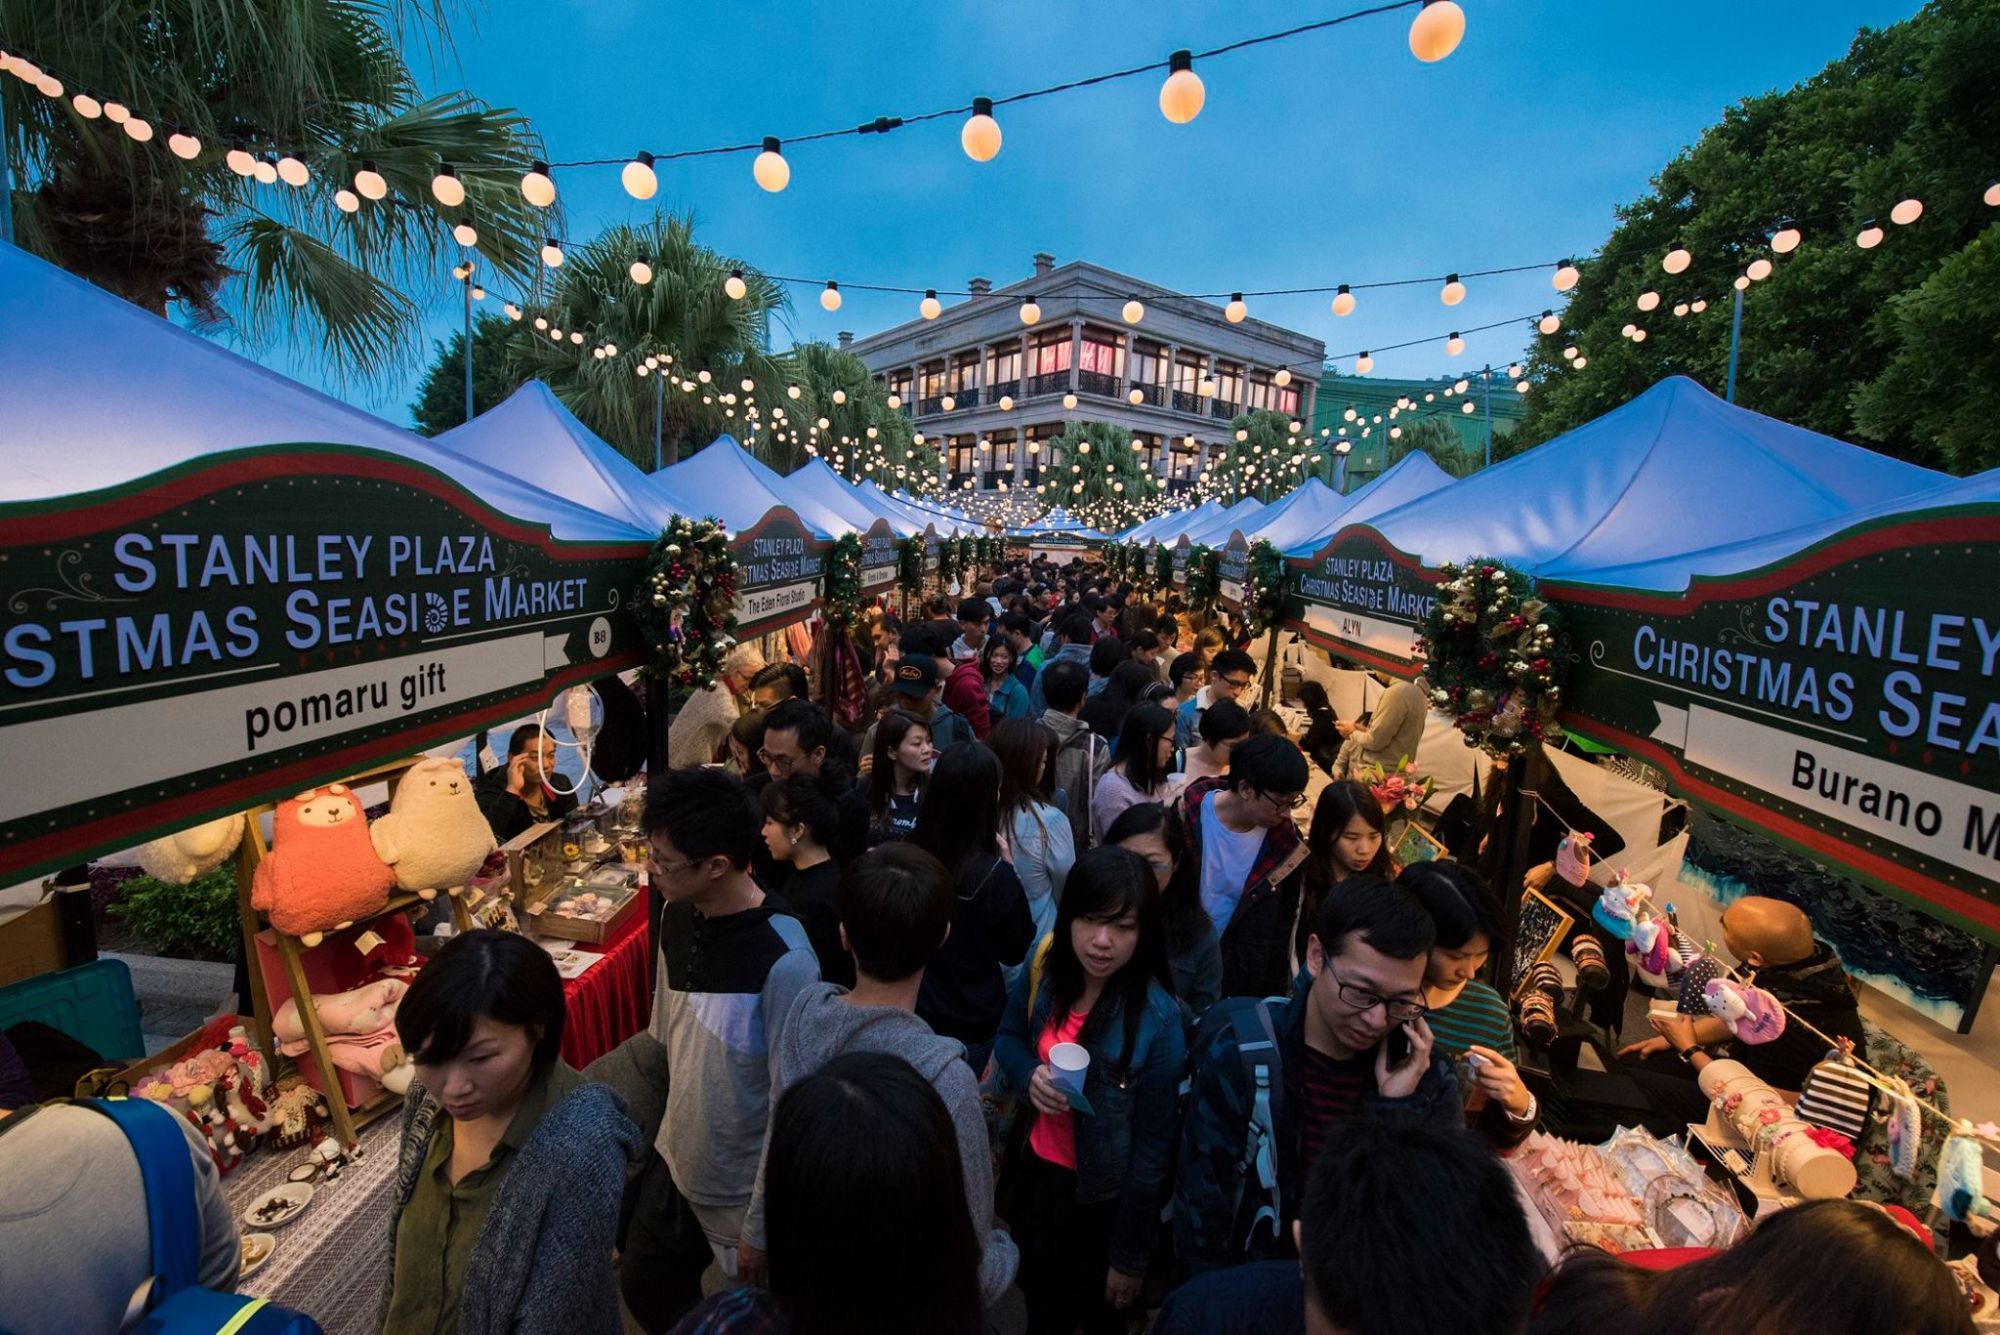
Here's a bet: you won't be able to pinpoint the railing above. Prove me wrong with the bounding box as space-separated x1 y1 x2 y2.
1025 372 1068 398
980 468 1013 490
917 397 944 416
1076 370 1120 398
1209 399 1238 420
1129 383 1163 407
1171 389 1202 414
984 380 1017 405
955 387 982 410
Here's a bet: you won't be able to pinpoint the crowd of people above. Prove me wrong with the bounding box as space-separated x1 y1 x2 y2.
1 553 1974 1335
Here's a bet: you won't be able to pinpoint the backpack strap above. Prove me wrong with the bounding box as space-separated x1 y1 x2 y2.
1230 1000 1286 1253
79 1097 201 1300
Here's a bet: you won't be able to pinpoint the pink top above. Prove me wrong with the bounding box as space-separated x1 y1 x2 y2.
1028 1007 1089 1170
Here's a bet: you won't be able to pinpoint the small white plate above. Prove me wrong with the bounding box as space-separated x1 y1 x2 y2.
238 1232 276 1278
242 1182 313 1230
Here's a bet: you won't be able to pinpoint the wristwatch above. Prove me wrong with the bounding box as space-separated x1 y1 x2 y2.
1673 1043 1701 1066
1505 1091 1539 1124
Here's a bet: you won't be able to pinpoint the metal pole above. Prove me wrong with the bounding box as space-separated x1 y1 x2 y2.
461 273 474 425
1726 286 1745 403
1482 366 1494 470
0 86 15 245
653 371 664 471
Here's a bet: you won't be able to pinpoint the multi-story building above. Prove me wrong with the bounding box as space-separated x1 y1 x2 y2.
1313 371 1527 488
846 254 1326 510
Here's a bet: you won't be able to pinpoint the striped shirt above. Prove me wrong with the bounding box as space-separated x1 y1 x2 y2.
1299 1045 1374 1173
1424 980 1517 1061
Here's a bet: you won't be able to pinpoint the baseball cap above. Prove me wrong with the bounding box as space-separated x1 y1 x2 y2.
894 656 938 697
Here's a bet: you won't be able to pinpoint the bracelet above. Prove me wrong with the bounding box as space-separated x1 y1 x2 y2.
1506 1091 1539 1124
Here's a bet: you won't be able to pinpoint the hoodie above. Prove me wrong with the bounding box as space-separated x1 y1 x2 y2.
1027 641 1094 714
740 983 1019 1307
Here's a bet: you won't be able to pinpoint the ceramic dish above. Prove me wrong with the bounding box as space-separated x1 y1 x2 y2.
238 1232 276 1278
242 1182 313 1230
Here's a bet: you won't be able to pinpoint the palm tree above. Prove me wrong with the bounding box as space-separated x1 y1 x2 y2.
506 213 789 466
772 342 938 490
1 0 547 378
1038 420 1158 531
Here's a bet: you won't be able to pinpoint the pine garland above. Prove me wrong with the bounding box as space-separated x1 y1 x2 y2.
1241 539 1291 636
822 532 864 631
897 536 925 598
1154 543 1174 587
1186 544 1221 614
631 516 738 689
1416 558 1568 758
936 536 959 587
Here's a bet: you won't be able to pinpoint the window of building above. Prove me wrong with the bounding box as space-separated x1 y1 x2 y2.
1130 341 1164 388
921 362 948 400
1079 336 1123 378
988 345 1022 385
1274 384 1300 415
1216 365 1243 408
1171 354 1201 394
1031 336 1071 377
950 353 980 393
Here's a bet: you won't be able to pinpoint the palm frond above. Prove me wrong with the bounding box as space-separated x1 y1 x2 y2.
224 210 416 377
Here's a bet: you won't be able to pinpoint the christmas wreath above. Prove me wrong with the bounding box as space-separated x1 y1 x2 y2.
957 536 976 577
1241 539 1291 636
897 536 926 599
1416 558 1568 757
936 536 959 587
631 516 738 689
822 533 864 631
1154 543 1174 587
1185 544 1221 614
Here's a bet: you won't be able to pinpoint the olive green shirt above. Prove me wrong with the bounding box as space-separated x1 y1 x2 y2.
383 1063 584 1334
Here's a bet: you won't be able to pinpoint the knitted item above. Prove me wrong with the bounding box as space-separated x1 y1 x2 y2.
1567 934 1609 993
1518 989 1558 1048
1884 1076 1923 1180
1797 1056 1874 1141
1935 1131 1988 1224
1702 978 1786 1045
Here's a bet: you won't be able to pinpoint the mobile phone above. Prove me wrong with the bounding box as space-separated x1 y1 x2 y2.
1385 1022 1413 1066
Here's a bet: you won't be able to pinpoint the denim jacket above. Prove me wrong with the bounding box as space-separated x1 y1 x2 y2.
995 941 1188 1275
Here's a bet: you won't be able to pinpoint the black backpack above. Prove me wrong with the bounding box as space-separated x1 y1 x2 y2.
1174 996 1288 1266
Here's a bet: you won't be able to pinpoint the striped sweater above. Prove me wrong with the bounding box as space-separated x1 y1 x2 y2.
1425 980 1516 1061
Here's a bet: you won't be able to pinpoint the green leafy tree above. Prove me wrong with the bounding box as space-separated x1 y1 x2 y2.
509 213 787 466
1383 415 1482 478
1037 420 1158 530
1 0 548 378
1209 409 1315 503
1512 0 2000 472
409 311 525 435
772 342 938 491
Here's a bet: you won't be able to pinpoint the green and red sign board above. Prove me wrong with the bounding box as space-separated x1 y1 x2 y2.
0 448 647 885
860 520 900 590
1289 528 1439 674
1548 512 2000 940
733 509 822 638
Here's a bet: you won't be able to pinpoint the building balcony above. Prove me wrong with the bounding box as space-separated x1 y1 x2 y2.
1209 398 1239 420
1076 370 1120 399
1129 383 1163 407
1171 389 1202 414
1026 371 1069 399
988 378 1020 404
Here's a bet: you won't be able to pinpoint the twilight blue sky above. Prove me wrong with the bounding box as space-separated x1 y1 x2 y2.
288 0 1925 425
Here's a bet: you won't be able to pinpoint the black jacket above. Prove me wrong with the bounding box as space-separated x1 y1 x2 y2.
473 764 578 843
1742 941 1864 1090
915 853 1035 1047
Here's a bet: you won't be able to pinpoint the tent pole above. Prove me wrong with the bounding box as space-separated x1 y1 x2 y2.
0 89 13 244
1482 366 1494 469
461 272 474 425
1726 286 1745 403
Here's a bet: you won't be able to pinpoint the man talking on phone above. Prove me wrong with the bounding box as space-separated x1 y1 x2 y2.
1174 876 1531 1277
475 724 577 842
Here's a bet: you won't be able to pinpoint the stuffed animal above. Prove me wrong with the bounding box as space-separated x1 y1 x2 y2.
1591 876 1651 941
266 1076 332 1150
136 813 245 884
1702 978 1787 1044
1935 1127 1988 1223
251 785 394 946
369 757 498 900
272 977 408 1044
1627 918 1700 990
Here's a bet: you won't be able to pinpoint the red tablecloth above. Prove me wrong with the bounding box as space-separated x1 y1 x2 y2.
559 907 652 1068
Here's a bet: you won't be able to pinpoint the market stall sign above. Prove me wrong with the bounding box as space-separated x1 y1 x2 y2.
1291 528 1438 674
860 522 900 590
1172 540 1190 584
1549 513 2000 940
1219 539 1248 606
0 449 645 885
734 509 820 637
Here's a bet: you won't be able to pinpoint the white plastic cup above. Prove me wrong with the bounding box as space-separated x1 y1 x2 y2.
1049 1042 1090 1100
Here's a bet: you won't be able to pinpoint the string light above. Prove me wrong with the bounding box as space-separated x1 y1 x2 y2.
453 217 479 247
1274 368 1292 387
1331 284 1356 316
431 164 465 207
1019 296 1041 325
725 269 748 300
520 160 556 207
753 137 790 192
102 99 129 124
167 129 201 161
1746 257 1772 281
1063 393 1078 409
70 90 101 119
821 280 842 311
1408 0 1466 61
1446 332 1464 355
1122 299 1145 324
630 255 655 284
540 237 565 267
962 98 1001 162
1440 273 1465 305
1159 50 1204 124
1224 293 1247 323
1691 298 1707 313
1553 259 1579 292
1662 245 1691 274
334 189 360 213
252 155 277 184
354 161 388 200
1355 351 1374 373
1890 197 1922 225
622 151 659 200
1855 220 1884 249
1537 310 1560 335
1770 222 1802 254
1987 182 2000 207
225 145 255 176
276 154 309 186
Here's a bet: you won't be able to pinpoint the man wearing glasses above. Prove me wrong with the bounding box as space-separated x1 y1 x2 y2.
1176 647 1257 750
1174 877 1491 1278
1175 734 1312 998
753 699 868 882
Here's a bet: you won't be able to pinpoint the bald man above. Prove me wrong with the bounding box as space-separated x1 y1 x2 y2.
1618 896 1865 1128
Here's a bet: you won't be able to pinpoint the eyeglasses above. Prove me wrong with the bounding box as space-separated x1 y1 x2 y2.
1325 964 1428 1022
1258 788 1307 811
1216 675 1252 691
649 852 716 878
756 747 799 774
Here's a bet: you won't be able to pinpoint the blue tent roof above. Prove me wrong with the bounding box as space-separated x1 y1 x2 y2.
786 460 917 536
1359 376 1943 579
1178 497 1268 548
888 489 980 535
0 243 646 543
854 479 951 534
435 381 665 533
1282 452 1457 558
1010 507 1110 541
648 435 842 539
1215 479 1343 552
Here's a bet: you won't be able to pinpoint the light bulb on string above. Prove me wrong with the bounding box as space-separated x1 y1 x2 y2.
1691 298 1708 313
1159 50 1204 124
1446 332 1464 356
226 144 255 176
540 237 565 268
505 303 522 320
251 156 276 183
1122 299 1144 324
1408 0 1466 61
71 90 102 119
453 217 479 247
431 163 465 207
1331 284 1355 316
821 281 842 311
1019 296 1041 325
622 151 658 200
1637 290 1660 312
920 289 942 319
1986 182 2000 207
1574 356 1588 369
1440 273 1465 306
961 97 1001 162
753 137 789 192
630 255 654 284
1538 310 1560 335
354 160 388 200
1662 245 1691 274
334 189 360 213
125 117 155 143
1856 220 1884 249
1770 222 1802 254
1891 198 1923 226
520 160 556 207
1673 302 1689 317
832 388 847 404
1062 393 1077 409
1356 352 1374 374
1225 293 1247 323
1631 328 1648 343
167 129 201 160
276 154 308 186
102 100 130 124
1553 259 1579 292
1128 389 1143 405
1746 257 1772 281
941 395 955 411
1274 368 1292 387
1733 275 1749 291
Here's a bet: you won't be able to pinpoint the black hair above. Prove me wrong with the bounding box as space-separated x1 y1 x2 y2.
1039 659 1089 713
1000 611 1033 638
900 621 948 660
956 597 989 624
1298 679 1331 712
1399 861 1503 954
1311 873 1435 962
1057 611 1096 645
765 1052 985 1335
989 717 1058 820
1210 647 1256 680
1226 732 1309 795
761 774 843 852
1529 1199 1974 1335
1168 651 1204 690
1042 845 1172 1072
838 843 955 982
979 635 1017 684
730 709 767 751
1308 779 1391 876
1081 592 1106 613
1088 636 1130 677
1302 1121 1543 1335
1128 628 1160 653
1111 702 1177 794
751 661 808 700
867 709 931 818
1098 658 1156 717
1196 698 1251 748
763 698 834 758
1103 801 1207 949
644 764 762 868
910 741 1002 876
506 724 547 757
397 928 565 1079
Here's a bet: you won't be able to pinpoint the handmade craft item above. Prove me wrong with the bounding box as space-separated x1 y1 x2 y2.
368 757 497 899
251 785 394 946
1701 978 1787 1045
1591 876 1649 941
136 813 245 884
1698 1059 1857 1199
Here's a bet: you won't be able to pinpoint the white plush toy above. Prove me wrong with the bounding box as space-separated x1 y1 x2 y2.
136 813 245 884
369 757 498 899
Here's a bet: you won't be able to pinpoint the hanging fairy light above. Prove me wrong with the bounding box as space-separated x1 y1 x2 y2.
1446 332 1464 355
1063 393 1078 409
1631 328 1648 343
431 163 465 207
999 395 1014 411
1122 299 1145 324
1986 182 2000 207
251 156 277 184
226 144 256 176
520 160 556 207
123 116 155 143
821 280 842 311
504 302 523 320
1691 298 1708 313
753 137 790 192
1274 367 1292 387
334 189 360 213
1855 220 1884 249
918 289 943 320
1355 351 1374 374
1553 259 1579 292
630 254 655 284
1770 222 1802 254
1408 0 1466 61
962 98 1002 162
167 129 202 161
540 237 565 267
1019 295 1041 325
1224 293 1247 323
1662 245 1692 274
1440 273 1466 306
1562 345 1577 360
102 100 130 124
1636 290 1660 312
1331 284 1356 316
941 394 956 411
354 160 388 201
70 89 102 119
1733 275 1750 291
1673 301 1689 317
1128 388 1144 405
276 154 309 187
1159 50 1205 124
724 269 748 300
623 151 658 200
1746 257 1773 281
1536 311 1560 336
1891 197 1923 226
453 217 479 247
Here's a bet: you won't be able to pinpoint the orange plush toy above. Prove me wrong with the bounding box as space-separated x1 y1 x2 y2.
252 784 395 947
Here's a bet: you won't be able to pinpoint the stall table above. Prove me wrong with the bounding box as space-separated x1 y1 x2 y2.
553 906 652 1068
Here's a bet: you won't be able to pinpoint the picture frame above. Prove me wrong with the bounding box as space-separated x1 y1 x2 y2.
1393 821 1448 866
1510 884 1577 994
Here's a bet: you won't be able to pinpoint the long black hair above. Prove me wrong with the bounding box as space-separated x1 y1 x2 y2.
910 740 1003 878
1041 845 1172 1071
765 1052 985 1335
397 929 565 1079
1303 778 1393 942
867 709 930 820
988 717 1058 821
1110 702 1177 795
1102 800 1208 952
1399 861 1502 956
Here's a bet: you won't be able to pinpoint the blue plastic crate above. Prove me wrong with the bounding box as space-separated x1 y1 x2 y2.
0 959 145 1062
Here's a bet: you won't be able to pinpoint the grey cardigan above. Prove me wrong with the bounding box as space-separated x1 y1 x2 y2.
385 1077 640 1335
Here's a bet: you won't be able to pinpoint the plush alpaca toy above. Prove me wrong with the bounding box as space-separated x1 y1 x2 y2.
136 813 245 884
251 785 394 947
369 757 498 900
1702 977 1787 1045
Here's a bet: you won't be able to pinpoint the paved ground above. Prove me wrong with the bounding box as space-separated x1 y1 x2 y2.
103 949 235 1052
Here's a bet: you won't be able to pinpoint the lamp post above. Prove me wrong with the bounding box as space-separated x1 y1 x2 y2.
461 264 474 425
1332 439 1353 492
653 370 665 471
1726 285 1745 403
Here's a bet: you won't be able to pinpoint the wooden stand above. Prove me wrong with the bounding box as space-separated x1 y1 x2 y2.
234 756 474 1148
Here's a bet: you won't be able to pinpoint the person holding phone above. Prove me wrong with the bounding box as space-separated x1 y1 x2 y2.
474 724 577 842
